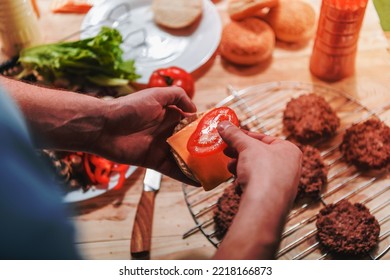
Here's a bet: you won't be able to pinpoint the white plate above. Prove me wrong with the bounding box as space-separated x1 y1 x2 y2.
80 0 221 84
63 165 137 203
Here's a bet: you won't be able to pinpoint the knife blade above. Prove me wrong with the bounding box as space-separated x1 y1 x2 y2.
130 169 162 259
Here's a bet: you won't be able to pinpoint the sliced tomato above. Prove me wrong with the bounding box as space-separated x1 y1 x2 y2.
187 107 239 157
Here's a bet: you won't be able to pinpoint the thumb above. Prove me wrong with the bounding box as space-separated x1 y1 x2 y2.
217 121 250 152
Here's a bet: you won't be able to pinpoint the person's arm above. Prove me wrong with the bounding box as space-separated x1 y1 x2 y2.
0 75 106 151
0 76 198 185
0 89 80 259
213 121 302 259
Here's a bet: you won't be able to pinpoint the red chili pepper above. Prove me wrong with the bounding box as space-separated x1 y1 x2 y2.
83 153 129 190
187 107 239 157
83 154 97 184
111 163 128 190
147 66 195 99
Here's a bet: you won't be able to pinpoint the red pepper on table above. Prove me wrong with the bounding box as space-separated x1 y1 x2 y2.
147 66 195 99
111 163 129 191
83 153 128 190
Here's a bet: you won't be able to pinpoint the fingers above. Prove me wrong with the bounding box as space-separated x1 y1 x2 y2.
246 131 282 145
152 156 201 187
223 146 238 158
217 121 253 152
227 159 237 176
162 165 202 187
152 87 197 113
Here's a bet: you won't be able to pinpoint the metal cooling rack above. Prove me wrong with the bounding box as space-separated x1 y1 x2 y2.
182 81 390 260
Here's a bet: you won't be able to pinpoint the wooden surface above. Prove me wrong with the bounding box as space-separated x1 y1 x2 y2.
130 189 156 259
2 0 389 260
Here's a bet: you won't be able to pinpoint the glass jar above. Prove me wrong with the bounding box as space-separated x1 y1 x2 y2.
0 0 42 57
310 0 368 81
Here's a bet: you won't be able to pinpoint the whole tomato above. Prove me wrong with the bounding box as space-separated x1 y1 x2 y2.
147 66 195 99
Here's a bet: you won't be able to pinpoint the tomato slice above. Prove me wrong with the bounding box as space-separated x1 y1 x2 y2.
187 107 239 157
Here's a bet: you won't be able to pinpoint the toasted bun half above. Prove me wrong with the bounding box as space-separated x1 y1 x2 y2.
152 0 203 29
220 18 275 65
167 113 232 191
228 0 279 21
265 0 316 43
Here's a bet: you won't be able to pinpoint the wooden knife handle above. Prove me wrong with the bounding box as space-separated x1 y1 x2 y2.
130 191 156 259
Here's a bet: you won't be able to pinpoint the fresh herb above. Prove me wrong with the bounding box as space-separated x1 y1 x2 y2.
17 27 140 87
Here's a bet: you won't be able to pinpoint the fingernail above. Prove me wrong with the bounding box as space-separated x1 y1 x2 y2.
218 121 232 132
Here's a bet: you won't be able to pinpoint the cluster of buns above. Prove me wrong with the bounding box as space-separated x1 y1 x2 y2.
220 0 316 66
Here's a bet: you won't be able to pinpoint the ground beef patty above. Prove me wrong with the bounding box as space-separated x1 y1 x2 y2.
340 118 390 170
316 200 380 256
214 184 243 240
297 145 327 199
283 93 340 143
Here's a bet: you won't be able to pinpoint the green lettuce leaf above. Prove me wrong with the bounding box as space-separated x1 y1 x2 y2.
17 27 140 86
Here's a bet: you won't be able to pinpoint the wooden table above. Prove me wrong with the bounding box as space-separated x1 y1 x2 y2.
3 0 389 259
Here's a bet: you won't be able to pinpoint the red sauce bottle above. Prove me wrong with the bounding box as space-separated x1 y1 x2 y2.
310 0 368 81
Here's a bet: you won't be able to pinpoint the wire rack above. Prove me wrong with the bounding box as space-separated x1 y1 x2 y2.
182 81 390 260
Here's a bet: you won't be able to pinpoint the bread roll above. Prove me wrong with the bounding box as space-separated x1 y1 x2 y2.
152 0 203 29
265 0 316 43
219 18 275 65
228 0 279 21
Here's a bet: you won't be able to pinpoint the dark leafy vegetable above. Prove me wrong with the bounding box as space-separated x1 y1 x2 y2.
17 27 140 87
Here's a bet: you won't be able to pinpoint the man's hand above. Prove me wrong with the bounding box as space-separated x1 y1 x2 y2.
94 87 198 185
217 121 301 201
213 121 302 259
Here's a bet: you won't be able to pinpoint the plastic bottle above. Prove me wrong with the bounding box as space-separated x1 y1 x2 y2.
310 0 368 81
0 0 42 57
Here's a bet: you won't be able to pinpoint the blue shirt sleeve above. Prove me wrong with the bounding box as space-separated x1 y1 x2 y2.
0 87 80 259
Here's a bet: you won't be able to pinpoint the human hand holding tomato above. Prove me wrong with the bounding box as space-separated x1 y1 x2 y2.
147 66 195 99
94 87 198 186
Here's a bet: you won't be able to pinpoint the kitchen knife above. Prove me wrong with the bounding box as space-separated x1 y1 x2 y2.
130 168 162 259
